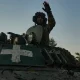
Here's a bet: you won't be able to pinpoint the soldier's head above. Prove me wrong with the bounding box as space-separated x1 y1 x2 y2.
33 12 47 25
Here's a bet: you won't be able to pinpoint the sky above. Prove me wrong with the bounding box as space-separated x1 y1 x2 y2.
0 0 80 56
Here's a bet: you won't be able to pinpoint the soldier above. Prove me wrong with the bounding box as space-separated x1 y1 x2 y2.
0 32 7 44
27 1 56 46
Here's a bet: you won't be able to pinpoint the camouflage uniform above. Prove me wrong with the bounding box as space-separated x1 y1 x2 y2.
40 11 56 46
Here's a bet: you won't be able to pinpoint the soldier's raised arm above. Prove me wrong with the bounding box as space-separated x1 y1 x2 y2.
42 1 56 32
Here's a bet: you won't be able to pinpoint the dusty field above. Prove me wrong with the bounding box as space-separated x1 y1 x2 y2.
0 68 80 80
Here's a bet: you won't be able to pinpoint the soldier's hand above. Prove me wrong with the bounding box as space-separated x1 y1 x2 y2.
42 1 51 13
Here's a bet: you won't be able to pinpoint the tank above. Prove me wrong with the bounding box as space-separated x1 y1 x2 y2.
0 26 80 80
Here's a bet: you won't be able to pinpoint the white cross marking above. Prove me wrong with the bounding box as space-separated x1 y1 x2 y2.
0 45 33 63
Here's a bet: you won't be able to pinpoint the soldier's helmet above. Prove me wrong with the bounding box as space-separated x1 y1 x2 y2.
33 12 47 25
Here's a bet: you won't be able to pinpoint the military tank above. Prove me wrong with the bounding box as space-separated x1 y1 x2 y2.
0 26 80 80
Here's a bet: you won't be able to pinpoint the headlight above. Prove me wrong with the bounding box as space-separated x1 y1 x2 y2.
13 37 18 44
27 32 36 43
28 33 33 43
